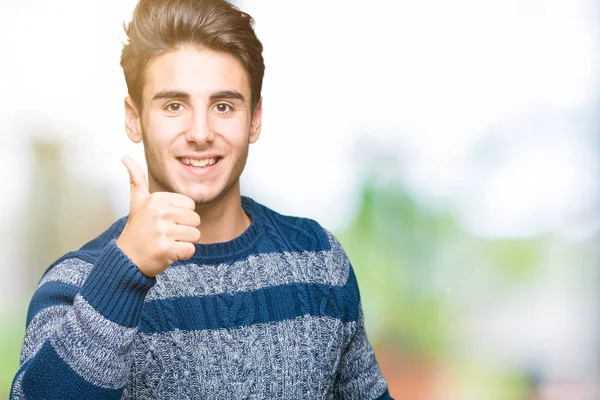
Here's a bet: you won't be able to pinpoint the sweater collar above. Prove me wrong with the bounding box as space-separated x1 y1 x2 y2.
187 196 263 263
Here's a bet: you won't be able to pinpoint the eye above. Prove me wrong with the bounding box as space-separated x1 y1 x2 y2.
214 103 232 113
166 103 184 112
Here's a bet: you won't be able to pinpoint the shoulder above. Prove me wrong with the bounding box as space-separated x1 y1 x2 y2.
244 197 360 297
244 196 341 253
244 197 352 274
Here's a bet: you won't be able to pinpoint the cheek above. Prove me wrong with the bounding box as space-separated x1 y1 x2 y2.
145 115 189 146
213 117 249 145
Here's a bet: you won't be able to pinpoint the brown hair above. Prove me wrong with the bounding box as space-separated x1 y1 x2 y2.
121 0 264 112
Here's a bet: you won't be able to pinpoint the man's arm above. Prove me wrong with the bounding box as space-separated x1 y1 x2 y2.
11 240 155 400
333 304 394 400
11 157 201 399
319 228 393 399
326 240 393 400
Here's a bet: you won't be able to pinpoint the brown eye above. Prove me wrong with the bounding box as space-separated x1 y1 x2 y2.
215 103 231 113
167 103 183 112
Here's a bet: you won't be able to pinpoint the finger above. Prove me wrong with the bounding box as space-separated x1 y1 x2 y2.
121 156 149 200
169 225 201 243
173 241 196 261
172 209 201 228
154 192 196 210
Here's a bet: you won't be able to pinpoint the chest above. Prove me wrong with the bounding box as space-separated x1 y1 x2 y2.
124 256 356 398
125 314 354 399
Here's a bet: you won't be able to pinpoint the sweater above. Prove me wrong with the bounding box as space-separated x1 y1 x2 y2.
11 196 392 399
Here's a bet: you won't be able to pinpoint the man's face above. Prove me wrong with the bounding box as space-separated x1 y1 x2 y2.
125 45 262 205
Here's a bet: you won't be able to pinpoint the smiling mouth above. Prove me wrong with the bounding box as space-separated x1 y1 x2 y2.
178 156 222 168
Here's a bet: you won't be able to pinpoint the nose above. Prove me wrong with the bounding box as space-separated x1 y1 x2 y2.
185 110 214 144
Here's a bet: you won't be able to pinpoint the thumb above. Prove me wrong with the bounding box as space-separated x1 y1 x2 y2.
121 156 149 202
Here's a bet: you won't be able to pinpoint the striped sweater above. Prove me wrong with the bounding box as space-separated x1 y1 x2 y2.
11 196 392 399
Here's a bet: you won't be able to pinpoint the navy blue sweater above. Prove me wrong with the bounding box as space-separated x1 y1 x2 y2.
12 197 392 399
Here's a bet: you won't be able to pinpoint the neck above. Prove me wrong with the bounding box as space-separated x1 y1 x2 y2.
194 185 250 244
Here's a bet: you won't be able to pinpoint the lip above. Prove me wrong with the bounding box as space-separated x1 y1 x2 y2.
177 155 223 176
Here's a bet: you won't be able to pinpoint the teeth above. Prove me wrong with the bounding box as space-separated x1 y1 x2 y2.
181 157 217 168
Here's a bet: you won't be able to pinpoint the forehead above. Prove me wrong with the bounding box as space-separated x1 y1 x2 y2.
143 45 250 100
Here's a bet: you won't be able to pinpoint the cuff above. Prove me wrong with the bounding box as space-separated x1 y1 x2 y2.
80 239 156 327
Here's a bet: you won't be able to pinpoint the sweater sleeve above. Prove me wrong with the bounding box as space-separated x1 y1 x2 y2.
331 259 394 400
333 305 394 400
10 239 155 400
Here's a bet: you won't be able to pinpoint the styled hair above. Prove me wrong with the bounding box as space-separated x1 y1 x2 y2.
120 0 264 111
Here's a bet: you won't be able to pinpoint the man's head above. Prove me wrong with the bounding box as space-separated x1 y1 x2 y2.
120 0 265 206
121 0 264 113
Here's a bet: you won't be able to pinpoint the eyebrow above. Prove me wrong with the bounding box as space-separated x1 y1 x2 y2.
209 90 245 103
151 89 246 103
151 90 190 102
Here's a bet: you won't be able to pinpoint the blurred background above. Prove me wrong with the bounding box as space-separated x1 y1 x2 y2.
1 0 599 399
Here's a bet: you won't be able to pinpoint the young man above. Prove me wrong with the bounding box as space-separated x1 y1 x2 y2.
11 0 392 399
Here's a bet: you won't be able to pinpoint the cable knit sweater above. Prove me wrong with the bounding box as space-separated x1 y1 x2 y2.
11 197 392 399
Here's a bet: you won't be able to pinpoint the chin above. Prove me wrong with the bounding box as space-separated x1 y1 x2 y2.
183 190 215 205
185 186 225 205
173 176 237 206
191 195 217 205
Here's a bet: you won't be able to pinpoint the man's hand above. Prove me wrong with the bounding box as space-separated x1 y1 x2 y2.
116 156 201 277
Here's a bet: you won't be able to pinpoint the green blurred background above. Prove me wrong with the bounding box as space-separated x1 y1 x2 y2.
1 0 599 399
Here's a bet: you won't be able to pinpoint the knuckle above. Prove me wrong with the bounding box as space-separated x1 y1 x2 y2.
147 192 160 203
155 238 170 256
153 206 174 221
147 197 161 212
155 220 169 235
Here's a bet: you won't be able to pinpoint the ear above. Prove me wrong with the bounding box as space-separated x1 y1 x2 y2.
125 96 143 143
249 98 262 144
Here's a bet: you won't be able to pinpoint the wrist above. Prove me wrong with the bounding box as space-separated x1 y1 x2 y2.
116 233 151 277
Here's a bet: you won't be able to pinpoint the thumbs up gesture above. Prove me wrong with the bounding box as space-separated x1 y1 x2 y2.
116 156 201 277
